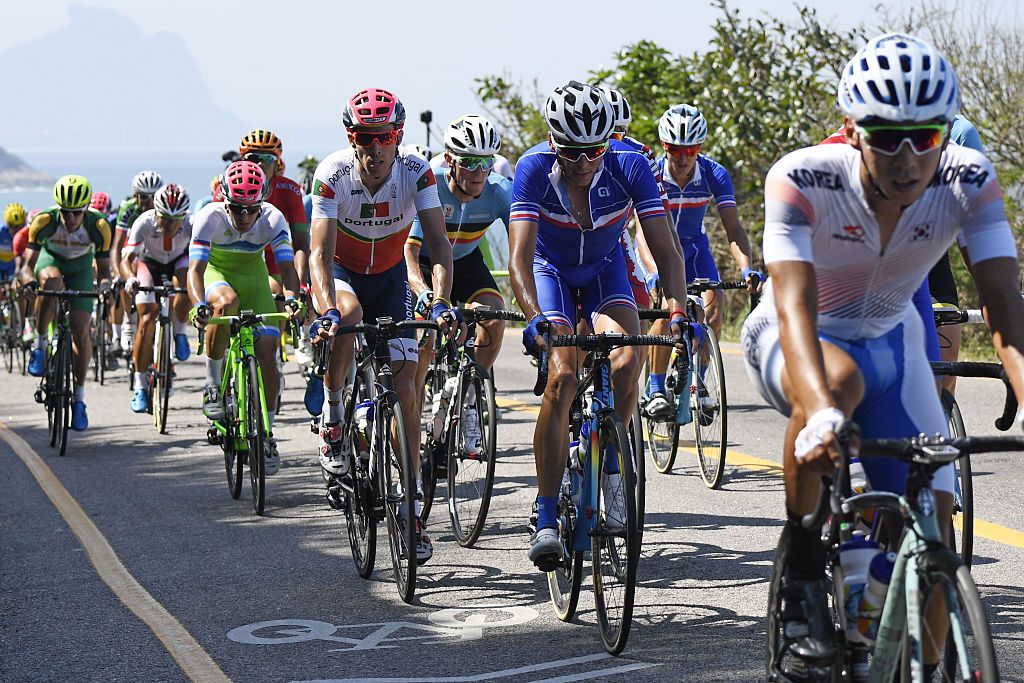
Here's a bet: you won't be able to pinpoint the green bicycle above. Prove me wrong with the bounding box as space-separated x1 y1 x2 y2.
201 309 290 516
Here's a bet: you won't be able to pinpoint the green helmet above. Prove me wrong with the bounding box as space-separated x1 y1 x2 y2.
53 175 92 209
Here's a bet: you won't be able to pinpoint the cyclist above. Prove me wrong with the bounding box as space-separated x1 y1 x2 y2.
308 87 454 563
112 171 163 358
122 184 193 413
25 175 113 431
509 81 689 569
644 103 761 418
405 114 512 454
740 34 1024 677
189 161 301 474
1 203 26 283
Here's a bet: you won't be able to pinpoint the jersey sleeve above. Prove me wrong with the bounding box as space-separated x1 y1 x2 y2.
412 165 442 212
115 201 134 232
950 116 985 153
763 156 815 264
280 182 309 230
92 216 112 257
310 160 340 220
26 212 54 250
12 227 29 256
957 156 1016 265
266 208 294 263
622 151 665 221
123 215 147 256
407 216 425 247
707 160 737 210
510 154 544 223
495 176 513 231
189 210 214 263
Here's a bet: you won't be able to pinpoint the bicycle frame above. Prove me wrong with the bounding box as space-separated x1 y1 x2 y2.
570 354 614 551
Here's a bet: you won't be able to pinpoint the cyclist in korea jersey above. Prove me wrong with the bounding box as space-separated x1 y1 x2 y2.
189 161 301 475
510 81 690 569
121 184 193 413
741 35 1024 675
112 170 163 357
309 87 454 564
405 114 512 454
25 176 114 431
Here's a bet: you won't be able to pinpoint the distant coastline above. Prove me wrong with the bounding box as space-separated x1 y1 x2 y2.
0 145 52 191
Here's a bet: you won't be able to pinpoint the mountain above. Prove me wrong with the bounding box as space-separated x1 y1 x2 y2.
0 6 242 150
0 145 52 189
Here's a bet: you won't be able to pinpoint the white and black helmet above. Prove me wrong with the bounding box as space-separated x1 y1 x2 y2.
838 33 960 123
545 80 615 146
658 104 708 146
131 170 163 195
444 115 501 156
598 86 632 130
154 183 190 217
403 143 432 159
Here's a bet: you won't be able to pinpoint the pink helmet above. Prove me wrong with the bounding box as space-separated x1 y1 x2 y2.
27 208 42 223
220 161 266 205
342 88 406 128
89 191 112 214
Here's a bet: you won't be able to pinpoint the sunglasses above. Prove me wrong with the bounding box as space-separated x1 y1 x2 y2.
244 152 279 165
348 129 402 147
60 207 86 216
554 142 609 162
663 142 702 158
225 202 262 217
450 154 496 172
854 123 948 156
157 214 184 222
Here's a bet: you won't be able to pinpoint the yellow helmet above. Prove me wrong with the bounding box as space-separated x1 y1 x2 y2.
53 175 93 209
239 129 283 157
4 202 27 226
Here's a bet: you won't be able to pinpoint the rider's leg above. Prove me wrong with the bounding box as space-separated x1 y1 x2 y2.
323 288 361 423
133 302 158 384
592 305 642 419
470 291 506 374
69 310 92 398
535 328 579 505
172 269 191 335
255 333 281 428
204 284 239 385
704 289 725 341
34 267 64 346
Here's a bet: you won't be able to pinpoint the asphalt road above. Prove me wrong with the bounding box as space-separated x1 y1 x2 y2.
2 331 1023 683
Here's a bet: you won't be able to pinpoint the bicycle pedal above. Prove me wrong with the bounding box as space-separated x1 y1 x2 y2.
325 484 345 511
34 388 44 404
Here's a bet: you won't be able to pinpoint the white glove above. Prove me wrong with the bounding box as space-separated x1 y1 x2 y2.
125 277 140 295
795 407 845 461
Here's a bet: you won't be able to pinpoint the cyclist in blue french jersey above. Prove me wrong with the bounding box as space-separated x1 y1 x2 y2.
509 81 690 569
644 104 762 418
405 115 512 454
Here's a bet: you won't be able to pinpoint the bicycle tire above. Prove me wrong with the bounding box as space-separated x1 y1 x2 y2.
447 365 497 547
2 298 12 373
345 378 377 580
629 402 645 539
155 322 172 434
223 372 243 499
694 327 727 489
646 402 680 474
765 524 790 681
58 330 72 457
380 393 417 603
96 298 108 386
45 339 57 447
547 450 584 623
244 356 267 516
940 389 973 569
418 365 441 523
592 410 638 655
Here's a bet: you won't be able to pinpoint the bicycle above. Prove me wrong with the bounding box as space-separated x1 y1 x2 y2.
1 279 25 374
138 284 187 434
90 284 114 385
201 309 291 516
419 306 524 546
32 289 99 456
765 424 1024 682
317 316 438 604
542 330 677 655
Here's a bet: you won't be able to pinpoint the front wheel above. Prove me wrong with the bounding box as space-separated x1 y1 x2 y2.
380 393 417 604
244 357 268 515
693 327 727 489
447 366 497 547
628 403 645 539
154 322 173 434
57 332 72 457
222 374 243 499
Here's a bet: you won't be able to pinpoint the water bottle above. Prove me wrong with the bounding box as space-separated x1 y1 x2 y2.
854 551 897 644
675 367 694 426
432 376 458 440
839 536 880 642
849 457 870 494
354 400 373 458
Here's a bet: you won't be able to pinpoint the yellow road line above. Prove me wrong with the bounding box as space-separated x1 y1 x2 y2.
0 422 232 683
495 398 1024 550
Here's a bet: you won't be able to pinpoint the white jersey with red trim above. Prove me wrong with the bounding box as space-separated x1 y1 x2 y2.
123 209 191 265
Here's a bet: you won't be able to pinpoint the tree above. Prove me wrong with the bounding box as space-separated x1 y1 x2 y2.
473 75 548 159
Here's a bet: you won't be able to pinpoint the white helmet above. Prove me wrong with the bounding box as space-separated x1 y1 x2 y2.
598 86 632 130
403 143 431 159
131 170 163 195
838 33 960 123
544 80 615 146
444 115 501 155
658 104 708 145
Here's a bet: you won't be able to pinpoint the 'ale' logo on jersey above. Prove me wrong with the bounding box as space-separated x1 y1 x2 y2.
360 202 391 219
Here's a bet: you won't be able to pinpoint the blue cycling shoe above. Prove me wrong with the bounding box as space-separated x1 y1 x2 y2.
71 401 89 431
28 348 45 377
304 374 325 416
174 334 190 362
131 388 149 414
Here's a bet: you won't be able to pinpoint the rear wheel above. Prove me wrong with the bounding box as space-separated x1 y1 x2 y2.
244 358 267 516
57 332 72 456
344 378 377 579
628 403 645 539
222 373 243 499
381 393 417 604
646 384 680 474
448 366 497 547
941 389 972 568
418 364 444 524
693 328 727 489
95 298 108 386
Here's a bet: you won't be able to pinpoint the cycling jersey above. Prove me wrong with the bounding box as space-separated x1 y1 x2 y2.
658 154 737 243
311 148 441 275
12 226 29 258
263 174 309 276
124 209 191 265
0 225 15 279
28 207 112 261
116 197 144 235
407 167 512 261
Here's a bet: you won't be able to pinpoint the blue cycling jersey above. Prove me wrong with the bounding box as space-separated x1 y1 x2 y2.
0 224 15 278
511 139 664 271
658 154 737 243
408 167 512 261
950 115 984 153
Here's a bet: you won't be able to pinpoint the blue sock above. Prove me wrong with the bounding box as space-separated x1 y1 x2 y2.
536 495 559 531
649 373 666 395
603 442 620 474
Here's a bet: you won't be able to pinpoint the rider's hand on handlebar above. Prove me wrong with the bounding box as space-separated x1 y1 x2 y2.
312 308 341 342
124 277 139 296
742 267 765 295
415 289 434 318
283 295 303 319
794 407 850 474
523 313 549 356
189 303 211 329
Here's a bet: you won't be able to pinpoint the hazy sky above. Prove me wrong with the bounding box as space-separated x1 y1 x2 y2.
4 0 1015 148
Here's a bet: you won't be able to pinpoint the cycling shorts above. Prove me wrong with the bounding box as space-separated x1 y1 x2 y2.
34 248 95 313
418 247 502 306
135 254 187 306
333 261 418 364
682 234 721 283
740 304 954 494
534 253 635 329
928 251 959 307
204 258 278 337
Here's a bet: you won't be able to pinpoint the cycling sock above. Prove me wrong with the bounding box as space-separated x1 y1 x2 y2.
33 335 46 350
649 373 666 395
134 371 147 389
73 385 85 402
206 358 224 386
326 387 344 423
603 442 620 474
536 495 559 531
785 510 826 580
112 323 122 340
172 317 187 336
267 409 276 429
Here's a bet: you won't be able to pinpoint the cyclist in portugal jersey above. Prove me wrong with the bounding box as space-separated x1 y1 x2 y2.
741 35 1024 676
308 87 454 564
509 81 690 570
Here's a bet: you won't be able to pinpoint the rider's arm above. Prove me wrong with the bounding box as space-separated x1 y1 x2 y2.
404 217 431 299
417 206 452 301
637 213 687 315
308 217 336 315
974 258 1024 403
718 206 753 272
120 214 145 280
508 219 542 319
187 259 207 307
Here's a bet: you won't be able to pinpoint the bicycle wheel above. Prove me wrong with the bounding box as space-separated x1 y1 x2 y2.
343 378 377 579
592 410 638 655
448 365 497 547
941 390 973 568
911 550 998 682
645 393 680 474
57 331 72 457
380 392 417 604
693 327 727 489
628 402 645 538
244 357 267 515
9 297 24 376
45 341 58 448
2 300 12 373
222 374 243 499
95 299 108 386
418 363 445 524
547 452 584 622
154 322 172 434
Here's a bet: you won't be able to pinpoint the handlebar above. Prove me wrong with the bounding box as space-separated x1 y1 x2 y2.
933 307 985 326
551 333 678 351
460 307 526 324
930 361 1018 431
36 289 101 299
